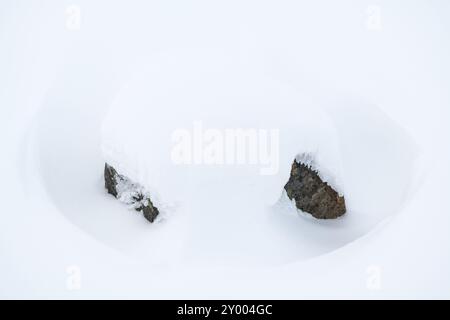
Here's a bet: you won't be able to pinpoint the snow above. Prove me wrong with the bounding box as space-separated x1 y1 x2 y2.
1 0 450 299
101 48 344 210
113 170 156 216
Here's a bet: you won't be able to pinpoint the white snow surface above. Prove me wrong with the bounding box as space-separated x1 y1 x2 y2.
101 49 345 210
1 0 450 299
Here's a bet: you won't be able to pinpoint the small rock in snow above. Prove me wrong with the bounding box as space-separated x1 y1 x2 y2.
104 163 159 223
284 159 346 219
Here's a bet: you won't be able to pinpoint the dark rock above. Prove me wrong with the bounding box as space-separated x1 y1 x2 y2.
104 164 119 197
141 204 159 223
104 163 159 223
284 159 346 219
132 191 160 223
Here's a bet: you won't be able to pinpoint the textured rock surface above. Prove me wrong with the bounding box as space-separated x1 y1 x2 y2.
104 164 119 197
284 160 346 219
104 163 159 223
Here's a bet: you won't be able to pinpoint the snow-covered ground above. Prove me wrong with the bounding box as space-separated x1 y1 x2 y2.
1 0 450 299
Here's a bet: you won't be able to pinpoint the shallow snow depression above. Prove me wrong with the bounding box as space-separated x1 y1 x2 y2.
97 49 421 265
5 0 448 298
101 49 346 213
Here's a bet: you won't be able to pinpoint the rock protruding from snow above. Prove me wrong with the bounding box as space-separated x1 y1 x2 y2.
104 164 159 223
284 159 346 219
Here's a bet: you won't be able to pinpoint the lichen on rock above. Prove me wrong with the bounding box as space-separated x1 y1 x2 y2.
284 158 346 219
104 163 159 223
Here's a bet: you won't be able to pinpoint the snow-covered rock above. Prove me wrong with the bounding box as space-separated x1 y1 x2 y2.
284 156 346 219
104 163 159 222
